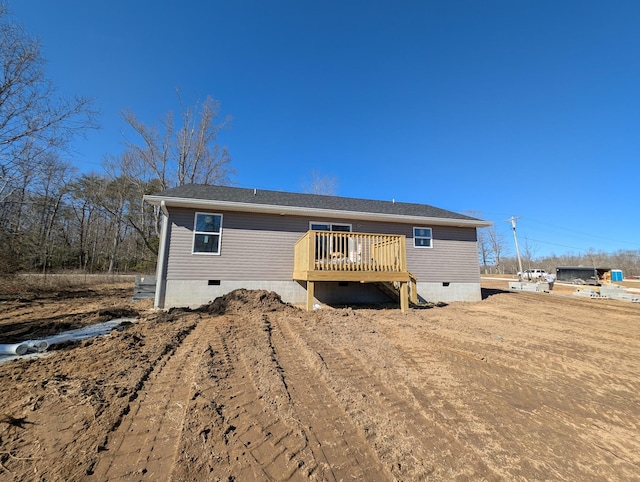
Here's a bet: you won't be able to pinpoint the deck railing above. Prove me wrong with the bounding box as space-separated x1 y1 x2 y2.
294 230 407 273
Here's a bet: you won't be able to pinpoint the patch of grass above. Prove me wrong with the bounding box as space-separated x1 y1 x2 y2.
0 273 137 299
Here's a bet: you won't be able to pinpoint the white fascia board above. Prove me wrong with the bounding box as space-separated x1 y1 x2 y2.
144 195 493 228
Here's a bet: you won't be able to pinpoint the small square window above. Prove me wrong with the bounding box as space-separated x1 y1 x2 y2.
193 212 223 254
413 227 432 248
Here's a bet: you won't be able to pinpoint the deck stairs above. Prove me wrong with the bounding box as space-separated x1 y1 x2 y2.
375 272 424 307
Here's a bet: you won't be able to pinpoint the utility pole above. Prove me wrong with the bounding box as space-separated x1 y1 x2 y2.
506 216 523 275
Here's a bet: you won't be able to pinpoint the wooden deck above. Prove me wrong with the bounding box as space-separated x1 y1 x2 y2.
293 231 417 312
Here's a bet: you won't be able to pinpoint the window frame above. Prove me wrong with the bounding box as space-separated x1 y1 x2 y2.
309 222 352 232
192 212 223 255
309 222 352 259
413 227 433 249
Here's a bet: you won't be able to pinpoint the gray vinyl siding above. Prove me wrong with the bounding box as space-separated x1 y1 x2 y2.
406 226 480 283
354 221 480 283
166 208 308 280
165 207 479 283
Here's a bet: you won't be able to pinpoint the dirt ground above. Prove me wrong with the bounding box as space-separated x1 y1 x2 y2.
1 278 639 481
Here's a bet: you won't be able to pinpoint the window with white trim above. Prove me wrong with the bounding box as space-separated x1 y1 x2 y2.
193 212 223 254
413 227 432 248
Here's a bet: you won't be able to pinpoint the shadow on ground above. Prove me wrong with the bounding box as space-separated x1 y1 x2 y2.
481 287 511 300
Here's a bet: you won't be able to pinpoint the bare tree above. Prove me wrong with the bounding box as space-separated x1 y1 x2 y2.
521 237 538 269
121 93 234 191
175 93 233 186
23 154 74 273
487 225 507 273
111 93 233 256
104 151 168 257
302 170 338 195
0 6 97 201
477 227 491 273
67 175 104 270
468 211 490 272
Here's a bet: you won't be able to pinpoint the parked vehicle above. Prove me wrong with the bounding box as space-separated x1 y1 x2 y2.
518 269 547 281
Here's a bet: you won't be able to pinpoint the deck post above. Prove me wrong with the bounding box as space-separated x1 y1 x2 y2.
409 272 418 305
400 282 408 313
306 281 315 311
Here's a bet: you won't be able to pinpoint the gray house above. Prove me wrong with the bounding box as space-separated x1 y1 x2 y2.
144 185 491 311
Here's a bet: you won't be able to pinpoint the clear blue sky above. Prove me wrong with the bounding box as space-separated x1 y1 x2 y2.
11 0 640 258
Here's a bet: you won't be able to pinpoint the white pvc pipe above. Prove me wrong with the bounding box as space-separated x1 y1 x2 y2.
0 343 29 355
26 340 49 352
44 334 74 346
0 318 137 362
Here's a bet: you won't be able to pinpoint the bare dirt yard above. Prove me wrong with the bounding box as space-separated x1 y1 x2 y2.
1 276 639 481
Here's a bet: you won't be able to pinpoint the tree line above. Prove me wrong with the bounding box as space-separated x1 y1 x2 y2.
478 225 640 277
0 90 233 274
0 7 232 274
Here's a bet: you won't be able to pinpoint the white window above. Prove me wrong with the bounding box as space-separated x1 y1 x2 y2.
413 227 432 248
193 212 223 254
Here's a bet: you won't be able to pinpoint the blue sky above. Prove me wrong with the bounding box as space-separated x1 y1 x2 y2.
11 0 640 258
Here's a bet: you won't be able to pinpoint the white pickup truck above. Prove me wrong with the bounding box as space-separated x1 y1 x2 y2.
518 269 547 281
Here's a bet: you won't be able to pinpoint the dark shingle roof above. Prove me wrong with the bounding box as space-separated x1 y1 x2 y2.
150 184 482 222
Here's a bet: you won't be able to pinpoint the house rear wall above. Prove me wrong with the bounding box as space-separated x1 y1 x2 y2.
160 207 481 306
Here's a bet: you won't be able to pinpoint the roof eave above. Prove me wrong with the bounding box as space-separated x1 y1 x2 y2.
144 195 493 228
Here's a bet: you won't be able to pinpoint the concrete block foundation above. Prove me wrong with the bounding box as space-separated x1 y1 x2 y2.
159 279 483 309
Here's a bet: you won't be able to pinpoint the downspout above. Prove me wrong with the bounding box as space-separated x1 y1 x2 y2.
154 201 170 309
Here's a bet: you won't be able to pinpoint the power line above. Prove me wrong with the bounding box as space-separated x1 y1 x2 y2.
486 212 638 253
519 236 638 254
523 217 638 248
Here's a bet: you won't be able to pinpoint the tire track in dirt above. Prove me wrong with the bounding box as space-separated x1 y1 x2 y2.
268 313 388 480
224 310 388 480
379 301 640 479
4 286 640 481
174 319 289 481
278 312 498 481
219 316 318 480
229 313 322 479
173 302 391 480
172 311 326 481
89 315 203 480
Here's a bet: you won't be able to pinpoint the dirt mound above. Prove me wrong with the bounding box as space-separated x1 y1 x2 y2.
196 288 292 315
96 307 139 319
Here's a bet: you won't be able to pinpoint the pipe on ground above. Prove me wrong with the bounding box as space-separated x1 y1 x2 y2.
0 343 30 355
27 340 49 352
